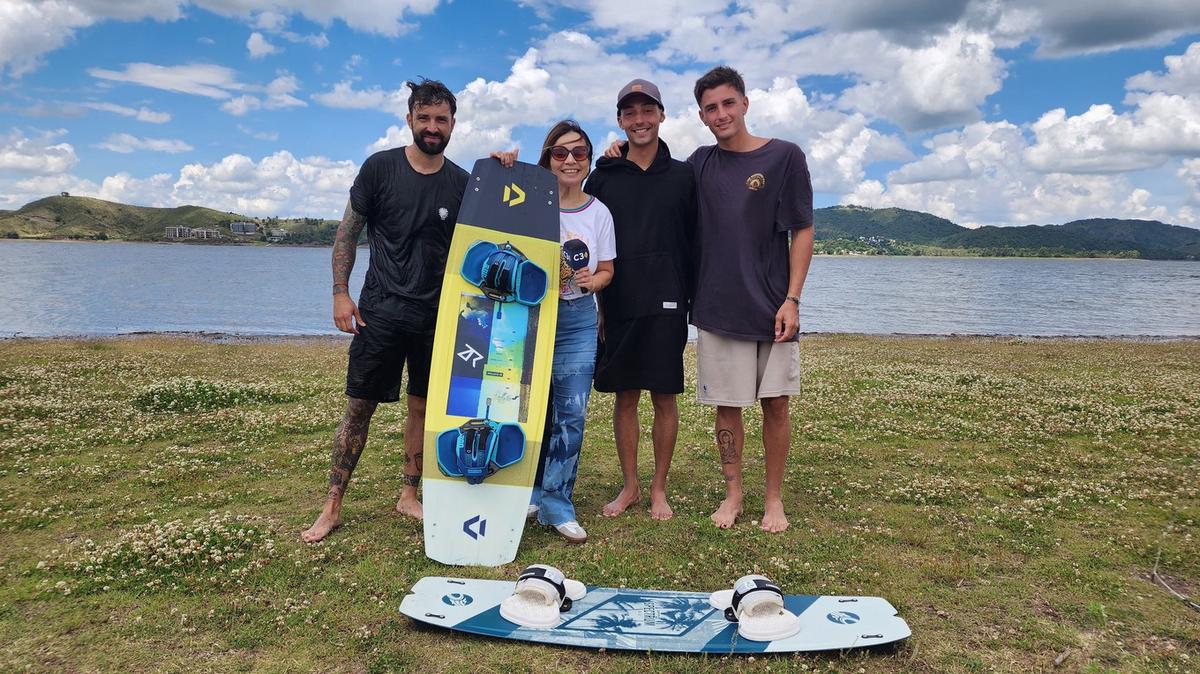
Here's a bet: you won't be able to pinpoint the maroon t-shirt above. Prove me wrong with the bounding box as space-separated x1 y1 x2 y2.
687 139 814 341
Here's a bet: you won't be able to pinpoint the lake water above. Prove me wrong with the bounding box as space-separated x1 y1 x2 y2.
1 240 1198 338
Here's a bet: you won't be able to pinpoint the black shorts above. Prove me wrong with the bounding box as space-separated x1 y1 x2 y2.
345 309 434 402
594 314 688 394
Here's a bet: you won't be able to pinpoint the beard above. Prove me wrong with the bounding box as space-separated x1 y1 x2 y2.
412 130 448 156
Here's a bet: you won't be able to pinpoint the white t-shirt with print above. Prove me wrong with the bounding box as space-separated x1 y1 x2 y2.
558 196 617 300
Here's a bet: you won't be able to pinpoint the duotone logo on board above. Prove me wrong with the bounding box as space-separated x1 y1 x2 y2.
502 183 525 207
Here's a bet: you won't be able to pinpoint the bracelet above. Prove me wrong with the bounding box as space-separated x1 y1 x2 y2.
786 295 800 306
333 283 349 295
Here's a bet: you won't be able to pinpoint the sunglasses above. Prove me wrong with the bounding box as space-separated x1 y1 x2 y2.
547 145 590 162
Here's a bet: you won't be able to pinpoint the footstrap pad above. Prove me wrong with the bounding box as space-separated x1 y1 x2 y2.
461 240 548 306
726 575 784 621
435 418 525 485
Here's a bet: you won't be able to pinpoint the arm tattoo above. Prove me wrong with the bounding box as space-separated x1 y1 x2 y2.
333 199 367 290
717 429 737 465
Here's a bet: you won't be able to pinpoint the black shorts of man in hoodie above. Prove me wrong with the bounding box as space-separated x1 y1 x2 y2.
585 79 697 521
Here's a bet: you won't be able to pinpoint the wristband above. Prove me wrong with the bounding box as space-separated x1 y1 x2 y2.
786 295 800 307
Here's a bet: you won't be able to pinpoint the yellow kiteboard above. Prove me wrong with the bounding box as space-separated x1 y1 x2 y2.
423 158 559 566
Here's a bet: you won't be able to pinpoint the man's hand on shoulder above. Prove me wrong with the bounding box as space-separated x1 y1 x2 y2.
603 141 625 159
774 298 799 342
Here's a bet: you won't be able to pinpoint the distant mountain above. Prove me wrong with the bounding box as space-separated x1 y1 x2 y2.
2 195 1197 259
0 195 252 240
814 205 964 244
0 195 340 244
815 206 1199 260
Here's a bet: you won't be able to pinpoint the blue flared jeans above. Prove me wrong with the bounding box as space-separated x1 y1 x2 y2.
532 296 597 526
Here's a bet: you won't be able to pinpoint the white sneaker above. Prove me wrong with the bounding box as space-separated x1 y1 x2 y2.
554 520 587 544
526 504 539 519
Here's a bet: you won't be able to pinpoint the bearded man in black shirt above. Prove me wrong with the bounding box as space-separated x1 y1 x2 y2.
303 78 469 542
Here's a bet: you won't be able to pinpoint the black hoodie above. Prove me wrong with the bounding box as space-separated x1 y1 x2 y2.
585 139 697 324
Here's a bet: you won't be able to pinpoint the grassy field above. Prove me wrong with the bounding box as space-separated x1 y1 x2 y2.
0 335 1196 673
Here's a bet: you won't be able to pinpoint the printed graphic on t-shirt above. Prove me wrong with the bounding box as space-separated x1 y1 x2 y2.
746 173 765 191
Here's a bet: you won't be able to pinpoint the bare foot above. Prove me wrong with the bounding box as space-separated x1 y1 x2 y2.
602 486 641 517
649 488 673 521
301 509 342 543
395 492 423 520
761 498 789 533
710 497 742 529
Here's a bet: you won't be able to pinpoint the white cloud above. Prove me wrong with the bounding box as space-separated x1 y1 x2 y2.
97 172 176 205
1127 41 1200 95
837 28 1006 130
219 76 304 115
280 31 328 48
81 102 171 123
312 81 408 116
96 133 193 153
0 129 89 208
1181 159 1200 206
0 1 94 78
1024 42 1200 174
237 124 279 141
843 120 1195 227
246 31 279 58
172 150 359 217
89 62 245 99
0 128 79 174
1 1 442 79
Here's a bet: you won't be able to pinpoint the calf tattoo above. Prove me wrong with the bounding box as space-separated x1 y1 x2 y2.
403 451 423 487
717 428 738 465
327 398 378 493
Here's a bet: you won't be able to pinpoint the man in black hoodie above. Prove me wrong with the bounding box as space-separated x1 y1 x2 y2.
586 79 697 521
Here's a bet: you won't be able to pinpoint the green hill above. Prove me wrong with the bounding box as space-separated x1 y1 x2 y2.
2 195 1197 259
815 206 1200 260
0 195 253 240
0 195 343 244
815 205 964 244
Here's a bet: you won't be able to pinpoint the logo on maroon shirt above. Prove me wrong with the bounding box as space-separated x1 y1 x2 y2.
746 173 765 191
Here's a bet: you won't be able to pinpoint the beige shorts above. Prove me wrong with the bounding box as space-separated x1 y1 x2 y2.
696 329 801 407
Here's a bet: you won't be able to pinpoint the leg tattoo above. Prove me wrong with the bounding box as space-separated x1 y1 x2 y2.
327 398 378 495
717 428 737 465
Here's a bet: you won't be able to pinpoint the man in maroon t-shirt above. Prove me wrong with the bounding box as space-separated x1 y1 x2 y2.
688 66 815 534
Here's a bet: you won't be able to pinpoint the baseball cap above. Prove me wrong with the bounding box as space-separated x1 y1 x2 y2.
617 79 664 110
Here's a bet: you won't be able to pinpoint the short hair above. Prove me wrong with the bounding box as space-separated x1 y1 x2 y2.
406 78 457 116
537 119 593 169
693 66 746 104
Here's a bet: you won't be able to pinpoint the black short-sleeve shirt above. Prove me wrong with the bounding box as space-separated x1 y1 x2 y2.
688 139 813 341
349 147 469 333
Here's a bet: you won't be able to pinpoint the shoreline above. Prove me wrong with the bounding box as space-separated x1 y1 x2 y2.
2 239 1195 261
2 330 1197 344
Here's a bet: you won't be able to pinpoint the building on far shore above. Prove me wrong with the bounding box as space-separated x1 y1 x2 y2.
267 228 289 243
192 228 219 240
164 226 191 239
230 221 257 235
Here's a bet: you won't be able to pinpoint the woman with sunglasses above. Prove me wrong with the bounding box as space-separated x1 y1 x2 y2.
492 120 616 543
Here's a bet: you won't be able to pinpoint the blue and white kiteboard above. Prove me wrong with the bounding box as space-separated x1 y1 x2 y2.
399 576 911 653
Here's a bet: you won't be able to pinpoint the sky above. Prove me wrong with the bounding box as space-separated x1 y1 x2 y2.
2 0 1200 229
